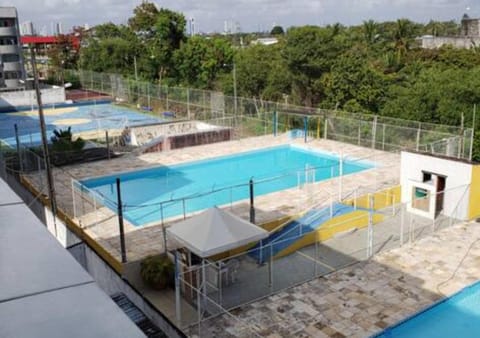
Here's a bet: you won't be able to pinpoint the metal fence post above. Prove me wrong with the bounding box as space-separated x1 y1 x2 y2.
324 118 328 140
367 194 374 258
160 203 168 255
314 232 319 276
382 123 386 150
187 88 191 119
469 104 476 161
71 179 77 219
371 115 377 149
105 130 110 160
269 244 273 291
166 86 169 111
14 124 23 173
37 154 43 190
416 123 422 151
116 178 127 263
174 250 182 325
249 179 255 224
357 124 361 145
303 116 308 143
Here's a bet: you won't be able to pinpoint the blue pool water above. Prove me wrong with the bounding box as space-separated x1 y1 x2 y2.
0 102 163 147
375 280 480 338
81 145 372 226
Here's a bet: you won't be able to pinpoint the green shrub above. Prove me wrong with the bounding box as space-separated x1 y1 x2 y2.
50 127 85 153
140 255 175 290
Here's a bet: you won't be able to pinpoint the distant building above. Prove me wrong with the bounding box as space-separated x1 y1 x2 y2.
20 21 34 36
417 14 480 49
223 19 240 35
251 37 279 46
187 17 195 36
461 13 480 36
0 7 26 90
52 22 62 36
21 35 80 79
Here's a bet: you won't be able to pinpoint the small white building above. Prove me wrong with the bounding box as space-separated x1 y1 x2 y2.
251 37 278 46
400 151 480 220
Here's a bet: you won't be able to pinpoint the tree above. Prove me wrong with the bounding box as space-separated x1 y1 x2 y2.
282 26 345 106
363 20 379 44
128 3 186 82
393 19 416 58
234 44 276 97
48 34 79 70
323 52 387 113
128 1 159 36
271 26 284 35
174 37 234 89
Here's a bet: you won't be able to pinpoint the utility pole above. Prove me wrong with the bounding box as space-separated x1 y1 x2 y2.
30 46 57 233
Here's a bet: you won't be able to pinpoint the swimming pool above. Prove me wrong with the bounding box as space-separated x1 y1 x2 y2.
0 102 163 147
81 145 372 226
375 280 480 338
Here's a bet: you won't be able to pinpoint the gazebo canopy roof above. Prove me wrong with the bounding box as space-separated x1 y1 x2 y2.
166 207 268 258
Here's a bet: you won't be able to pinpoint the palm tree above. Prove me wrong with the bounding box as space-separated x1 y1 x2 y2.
394 19 413 58
50 127 85 152
363 20 379 44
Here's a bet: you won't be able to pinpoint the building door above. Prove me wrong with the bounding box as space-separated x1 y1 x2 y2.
436 175 446 215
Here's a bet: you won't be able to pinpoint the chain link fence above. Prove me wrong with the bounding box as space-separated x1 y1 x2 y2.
173 184 469 335
65 69 474 160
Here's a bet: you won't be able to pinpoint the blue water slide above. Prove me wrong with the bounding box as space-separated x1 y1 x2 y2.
249 203 355 263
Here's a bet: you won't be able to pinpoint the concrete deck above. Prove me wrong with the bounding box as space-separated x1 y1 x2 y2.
190 221 480 337
24 135 400 263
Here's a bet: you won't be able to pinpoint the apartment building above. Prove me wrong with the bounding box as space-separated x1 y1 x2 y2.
0 7 25 90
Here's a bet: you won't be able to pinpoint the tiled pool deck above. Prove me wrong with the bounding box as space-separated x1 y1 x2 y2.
25 135 400 262
192 221 480 337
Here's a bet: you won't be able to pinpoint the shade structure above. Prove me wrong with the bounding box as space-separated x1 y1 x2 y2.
166 207 268 258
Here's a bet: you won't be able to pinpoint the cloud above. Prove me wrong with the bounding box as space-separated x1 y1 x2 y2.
3 0 478 34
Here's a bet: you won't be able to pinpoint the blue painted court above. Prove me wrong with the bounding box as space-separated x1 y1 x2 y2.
81 145 373 226
0 102 164 147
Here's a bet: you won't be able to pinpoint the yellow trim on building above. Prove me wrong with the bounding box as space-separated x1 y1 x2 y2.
344 185 401 210
469 165 480 220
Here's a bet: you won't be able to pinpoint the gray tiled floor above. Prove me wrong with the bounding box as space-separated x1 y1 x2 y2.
189 221 480 337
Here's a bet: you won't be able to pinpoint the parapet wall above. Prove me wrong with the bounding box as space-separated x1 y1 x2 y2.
418 36 480 49
132 121 212 145
0 87 66 110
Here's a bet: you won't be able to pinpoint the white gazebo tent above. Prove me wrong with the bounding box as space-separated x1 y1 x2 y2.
167 207 268 322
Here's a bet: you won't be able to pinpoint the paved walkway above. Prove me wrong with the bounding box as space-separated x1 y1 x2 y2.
24 135 399 262
190 221 480 337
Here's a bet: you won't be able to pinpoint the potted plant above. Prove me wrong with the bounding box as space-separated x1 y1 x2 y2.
140 255 175 290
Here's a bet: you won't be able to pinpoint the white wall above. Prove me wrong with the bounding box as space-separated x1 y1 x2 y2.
75 244 184 338
400 151 471 220
0 87 66 108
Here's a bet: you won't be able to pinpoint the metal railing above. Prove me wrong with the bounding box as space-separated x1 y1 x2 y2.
64 69 474 161
172 184 470 334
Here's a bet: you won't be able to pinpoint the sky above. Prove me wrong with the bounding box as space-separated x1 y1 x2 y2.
4 0 480 34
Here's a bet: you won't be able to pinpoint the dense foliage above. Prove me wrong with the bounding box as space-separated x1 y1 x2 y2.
75 2 480 159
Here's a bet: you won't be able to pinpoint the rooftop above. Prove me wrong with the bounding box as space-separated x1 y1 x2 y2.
0 178 146 338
